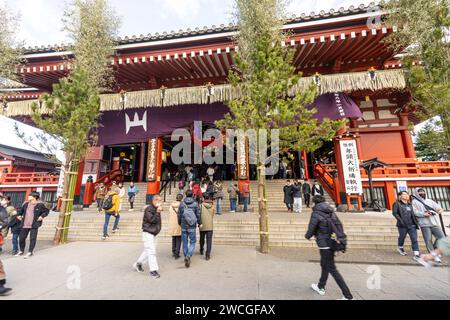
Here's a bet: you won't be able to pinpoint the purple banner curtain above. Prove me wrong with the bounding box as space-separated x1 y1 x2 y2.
97 93 361 146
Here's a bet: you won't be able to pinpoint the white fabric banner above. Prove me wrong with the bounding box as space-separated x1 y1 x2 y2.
339 140 363 195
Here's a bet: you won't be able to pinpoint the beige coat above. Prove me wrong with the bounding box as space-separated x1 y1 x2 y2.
168 201 182 237
200 200 215 232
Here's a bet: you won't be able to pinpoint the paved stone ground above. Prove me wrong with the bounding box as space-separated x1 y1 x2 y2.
1 241 449 300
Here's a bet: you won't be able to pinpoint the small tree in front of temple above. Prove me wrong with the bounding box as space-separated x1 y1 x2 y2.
218 0 342 253
385 0 450 156
28 0 120 244
31 70 101 244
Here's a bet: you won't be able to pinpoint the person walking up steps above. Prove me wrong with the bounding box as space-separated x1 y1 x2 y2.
133 195 162 279
305 195 353 300
128 182 139 212
102 189 120 240
178 190 202 268
392 191 421 260
16 192 49 258
169 194 183 259
94 183 107 213
200 194 215 261
227 181 238 213
412 189 445 263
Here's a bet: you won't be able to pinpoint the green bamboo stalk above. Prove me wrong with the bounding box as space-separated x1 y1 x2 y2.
61 158 79 244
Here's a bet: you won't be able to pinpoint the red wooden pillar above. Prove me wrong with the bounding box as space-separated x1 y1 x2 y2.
385 181 397 210
349 118 363 159
74 160 85 205
302 150 310 181
146 137 163 204
399 113 416 159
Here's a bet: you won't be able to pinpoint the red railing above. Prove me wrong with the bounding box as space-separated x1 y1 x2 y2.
314 163 339 202
362 161 450 178
93 169 124 189
0 172 59 185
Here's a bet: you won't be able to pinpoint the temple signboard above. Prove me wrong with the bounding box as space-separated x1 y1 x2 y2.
339 140 363 195
237 137 249 180
147 138 158 182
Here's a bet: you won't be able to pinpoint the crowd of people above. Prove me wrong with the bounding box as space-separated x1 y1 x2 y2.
392 188 447 263
0 181 449 298
283 180 324 213
0 191 50 296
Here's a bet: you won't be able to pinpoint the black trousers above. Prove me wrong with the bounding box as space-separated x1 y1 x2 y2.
304 194 311 207
19 228 39 254
319 249 353 300
200 231 214 257
285 202 293 210
172 236 181 257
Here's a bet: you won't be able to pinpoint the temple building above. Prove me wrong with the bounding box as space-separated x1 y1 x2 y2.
1 4 450 211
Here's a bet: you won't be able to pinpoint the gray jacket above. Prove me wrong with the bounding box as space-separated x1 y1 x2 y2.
0 206 8 229
411 190 442 228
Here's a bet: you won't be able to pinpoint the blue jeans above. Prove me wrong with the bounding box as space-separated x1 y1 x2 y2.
242 197 249 212
216 198 222 214
182 228 197 258
398 226 420 252
12 232 19 252
230 198 237 212
104 213 120 237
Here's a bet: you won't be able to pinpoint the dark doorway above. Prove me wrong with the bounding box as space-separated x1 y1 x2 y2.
105 144 142 182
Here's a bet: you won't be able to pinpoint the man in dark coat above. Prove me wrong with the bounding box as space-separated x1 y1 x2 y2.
305 195 353 300
16 192 49 258
283 181 294 213
312 181 324 197
392 191 421 259
133 194 162 279
302 181 312 208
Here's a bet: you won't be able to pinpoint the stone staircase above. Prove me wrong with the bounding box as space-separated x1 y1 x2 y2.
36 211 431 250
33 179 447 250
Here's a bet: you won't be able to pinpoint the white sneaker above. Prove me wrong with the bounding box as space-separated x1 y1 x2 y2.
24 252 33 259
337 297 353 300
129 209 134 212
434 256 442 264
133 262 144 273
311 284 326 296
15 251 23 257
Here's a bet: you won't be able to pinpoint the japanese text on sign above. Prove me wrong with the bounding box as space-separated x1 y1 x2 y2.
339 140 363 194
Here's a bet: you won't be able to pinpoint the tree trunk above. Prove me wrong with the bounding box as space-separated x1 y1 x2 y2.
53 160 71 245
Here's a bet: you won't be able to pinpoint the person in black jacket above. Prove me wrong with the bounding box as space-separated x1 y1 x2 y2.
312 181 324 197
302 181 311 208
392 191 421 260
16 192 49 258
133 194 163 279
305 195 353 300
283 181 294 213
8 212 22 255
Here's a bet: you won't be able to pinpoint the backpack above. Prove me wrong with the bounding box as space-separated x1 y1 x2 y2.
183 205 197 228
102 195 114 211
319 212 347 253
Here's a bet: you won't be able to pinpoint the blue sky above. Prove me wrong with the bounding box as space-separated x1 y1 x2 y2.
3 0 427 157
